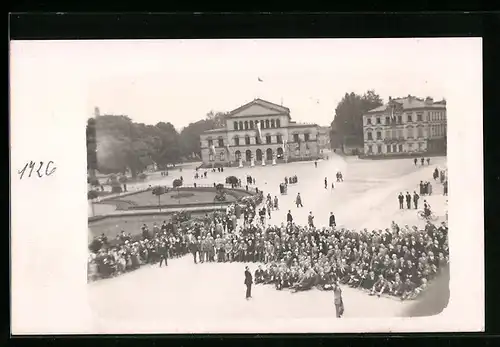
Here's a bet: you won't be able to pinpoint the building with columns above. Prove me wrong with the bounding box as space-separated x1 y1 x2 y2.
362 95 447 157
200 99 321 166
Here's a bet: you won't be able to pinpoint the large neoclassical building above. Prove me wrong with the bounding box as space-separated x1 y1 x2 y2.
200 99 321 166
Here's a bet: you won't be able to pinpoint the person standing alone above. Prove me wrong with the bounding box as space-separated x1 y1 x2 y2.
413 191 420 209
296 193 303 208
244 266 253 299
324 177 328 189
333 280 344 318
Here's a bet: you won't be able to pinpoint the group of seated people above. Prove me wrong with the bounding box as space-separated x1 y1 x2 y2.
89 202 448 303
248 220 448 301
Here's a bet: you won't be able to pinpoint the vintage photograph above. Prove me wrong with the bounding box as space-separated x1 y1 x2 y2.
84 39 456 332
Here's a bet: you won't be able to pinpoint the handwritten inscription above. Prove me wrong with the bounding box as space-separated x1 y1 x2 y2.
18 161 56 179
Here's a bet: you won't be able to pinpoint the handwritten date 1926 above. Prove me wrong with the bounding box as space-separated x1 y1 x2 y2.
18 161 56 180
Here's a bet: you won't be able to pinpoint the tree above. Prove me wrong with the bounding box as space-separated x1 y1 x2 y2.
331 90 383 147
152 185 167 211
178 111 227 159
87 115 183 177
86 118 98 177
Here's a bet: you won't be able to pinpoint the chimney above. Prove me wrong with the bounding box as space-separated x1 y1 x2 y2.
388 96 392 102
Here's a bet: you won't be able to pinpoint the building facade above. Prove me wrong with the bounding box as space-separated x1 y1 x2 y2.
317 126 331 153
362 95 447 157
200 99 321 166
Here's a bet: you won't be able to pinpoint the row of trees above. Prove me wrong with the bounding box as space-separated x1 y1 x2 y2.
86 111 227 178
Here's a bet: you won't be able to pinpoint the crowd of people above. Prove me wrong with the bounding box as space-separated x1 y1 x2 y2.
88 161 448 304
89 203 448 302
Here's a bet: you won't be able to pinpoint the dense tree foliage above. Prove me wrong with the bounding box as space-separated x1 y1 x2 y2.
179 111 227 158
86 111 228 176
331 90 383 147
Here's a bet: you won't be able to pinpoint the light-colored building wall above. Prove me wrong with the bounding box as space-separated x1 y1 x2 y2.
362 96 446 157
200 99 320 166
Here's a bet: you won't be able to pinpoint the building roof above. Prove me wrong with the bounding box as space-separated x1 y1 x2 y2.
203 128 226 133
226 98 290 119
288 121 319 128
366 96 447 114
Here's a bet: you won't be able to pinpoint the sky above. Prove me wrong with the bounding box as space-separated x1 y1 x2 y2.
13 38 481 130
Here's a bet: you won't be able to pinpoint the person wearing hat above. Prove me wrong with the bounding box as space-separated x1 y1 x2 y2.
244 265 253 299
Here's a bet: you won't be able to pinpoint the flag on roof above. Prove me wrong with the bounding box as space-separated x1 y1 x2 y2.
256 122 263 142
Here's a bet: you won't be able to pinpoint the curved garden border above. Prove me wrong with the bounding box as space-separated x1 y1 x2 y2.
94 186 255 211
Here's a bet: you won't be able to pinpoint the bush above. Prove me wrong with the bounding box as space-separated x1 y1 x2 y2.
152 185 166 196
173 179 183 188
87 177 100 186
138 173 147 180
111 186 123 194
225 176 238 185
216 183 225 191
88 190 99 200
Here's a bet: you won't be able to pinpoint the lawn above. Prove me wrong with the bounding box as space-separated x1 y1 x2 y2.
110 187 251 208
88 211 208 242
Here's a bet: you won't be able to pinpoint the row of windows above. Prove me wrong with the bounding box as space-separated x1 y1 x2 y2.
234 118 281 131
365 111 445 126
431 124 447 137
209 146 313 162
367 142 425 154
207 133 312 147
366 127 425 140
429 111 446 122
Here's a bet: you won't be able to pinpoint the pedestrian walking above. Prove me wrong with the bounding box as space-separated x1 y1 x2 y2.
443 180 448 196
287 210 293 224
421 157 425 166
324 177 328 189
414 158 418 166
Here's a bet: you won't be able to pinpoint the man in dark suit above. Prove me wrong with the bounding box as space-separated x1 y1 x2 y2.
329 212 336 227
333 280 344 318
405 192 412 209
286 210 293 224
244 266 253 299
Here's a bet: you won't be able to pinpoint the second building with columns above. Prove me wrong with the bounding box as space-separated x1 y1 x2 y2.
200 98 321 167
